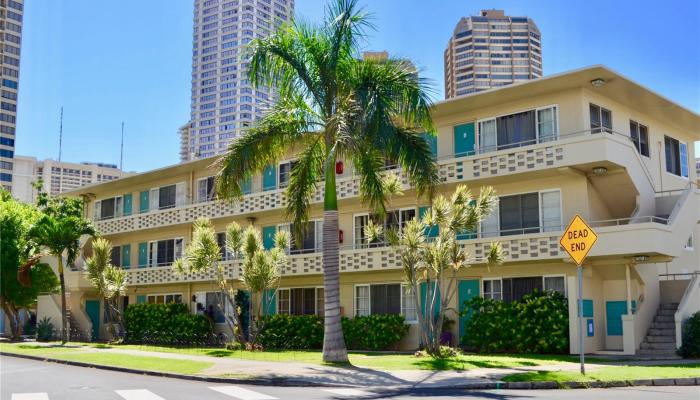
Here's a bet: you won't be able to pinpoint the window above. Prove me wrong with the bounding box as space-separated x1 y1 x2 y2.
543 276 566 295
148 238 184 267
150 183 186 210
478 106 557 153
589 103 612 134
278 160 298 188
147 294 183 304
284 220 322 254
685 234 694 250
664 136 689 178
483 278 502 300
94 196 123 220
111 246 122 267
277 287 323 316
354 208 417 248
481 190 561 237
197 176 216 202
629 120 649 157
216 232 234 260
354 283 415 321
204 292 226 323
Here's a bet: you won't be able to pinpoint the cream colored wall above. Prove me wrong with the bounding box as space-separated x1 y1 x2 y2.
658 223 700 277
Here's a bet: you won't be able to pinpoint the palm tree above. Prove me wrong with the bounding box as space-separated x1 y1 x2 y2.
29 214 96 343
216 0 438 362
85 238 127 341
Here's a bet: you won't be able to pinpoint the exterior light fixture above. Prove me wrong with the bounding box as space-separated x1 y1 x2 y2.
590 78 606 87
592 166 608 175
634 255 649 262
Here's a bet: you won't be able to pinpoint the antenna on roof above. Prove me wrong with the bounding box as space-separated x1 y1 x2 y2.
120 121 124 170
58 106 63 162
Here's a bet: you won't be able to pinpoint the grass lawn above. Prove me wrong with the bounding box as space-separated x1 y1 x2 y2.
86 343 578 370
0 343 213 375
503 364 700 383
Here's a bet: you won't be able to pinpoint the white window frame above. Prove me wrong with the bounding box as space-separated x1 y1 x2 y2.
352 283 417 323
277 158 298 189
277 286 324 316
480 189 562 237
664 136 690 180
353 208 417 249
684 233 694 251
482 277 503 301
196 176 216 203
95 195 123 220
278 220 322 254
476 104 559 154
147 293 183 304
542 274 567 296
150 182 187 211
539 189 562 233
148 237 184 267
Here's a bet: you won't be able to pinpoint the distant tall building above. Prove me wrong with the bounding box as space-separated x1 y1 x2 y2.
444 9 541 99
178 122 192 163
0 0 23 191
184 0 294 161
11 156 132 203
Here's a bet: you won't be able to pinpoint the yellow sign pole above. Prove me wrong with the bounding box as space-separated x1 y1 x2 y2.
560 214 599 376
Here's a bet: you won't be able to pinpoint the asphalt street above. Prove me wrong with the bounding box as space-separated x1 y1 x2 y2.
1 356 698 400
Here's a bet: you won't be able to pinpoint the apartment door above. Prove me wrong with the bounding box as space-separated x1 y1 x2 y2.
606 301 628 337
458 279 480 344
454 122 475 157
85 300 100 341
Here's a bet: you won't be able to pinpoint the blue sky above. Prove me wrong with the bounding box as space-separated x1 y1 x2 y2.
16 0 700 172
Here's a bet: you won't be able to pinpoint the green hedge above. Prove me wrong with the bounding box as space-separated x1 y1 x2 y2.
342 314 408 351
257 314 408 351
680 311 700 358
461 291 569 353
124 303 212 344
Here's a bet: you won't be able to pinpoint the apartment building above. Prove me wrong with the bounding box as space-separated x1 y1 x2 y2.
444 9 541 99
0 0 24 191
10 156 132 203
45 66 699 356
184 0 294 162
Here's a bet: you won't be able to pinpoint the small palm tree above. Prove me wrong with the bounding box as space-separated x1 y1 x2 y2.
216 0 438 362
85 238 127 341
29 214 96 343
366 185 503 357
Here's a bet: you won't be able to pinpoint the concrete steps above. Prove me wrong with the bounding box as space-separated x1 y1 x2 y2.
637 303 681 360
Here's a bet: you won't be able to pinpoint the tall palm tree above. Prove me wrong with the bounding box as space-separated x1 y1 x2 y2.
29 214 96 343
216 0 438 362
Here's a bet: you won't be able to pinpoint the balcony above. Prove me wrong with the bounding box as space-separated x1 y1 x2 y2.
93 129 643 236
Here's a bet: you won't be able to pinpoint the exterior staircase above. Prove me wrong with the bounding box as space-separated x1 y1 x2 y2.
637 303 681 359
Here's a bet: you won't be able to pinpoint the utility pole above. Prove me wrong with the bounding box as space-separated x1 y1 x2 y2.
58 107 63 162
120 121 125 170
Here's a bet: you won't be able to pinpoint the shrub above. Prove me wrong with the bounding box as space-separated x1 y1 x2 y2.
123 303 212 345
679 311 700 358
461 291 569 353
36 317 55 342
342 314 409 351
258 314 324 349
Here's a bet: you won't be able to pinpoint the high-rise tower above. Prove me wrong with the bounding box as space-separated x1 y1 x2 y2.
0 0 23 191
444 9 541 99
185 0 294 161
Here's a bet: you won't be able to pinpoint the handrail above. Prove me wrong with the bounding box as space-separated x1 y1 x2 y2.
667 182 693 224
676 274 699 319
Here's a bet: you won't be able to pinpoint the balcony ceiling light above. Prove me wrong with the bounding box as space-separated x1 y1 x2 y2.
592 166 608 175
590 78 606 87
634 255 649 262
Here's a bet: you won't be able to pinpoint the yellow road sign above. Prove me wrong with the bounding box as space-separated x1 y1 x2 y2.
560 214 598 266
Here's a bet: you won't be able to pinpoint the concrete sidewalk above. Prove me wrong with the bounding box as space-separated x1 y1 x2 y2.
54 345 605 388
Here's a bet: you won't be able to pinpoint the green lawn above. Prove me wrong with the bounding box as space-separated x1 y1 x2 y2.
0 343 213 375
503 364 700 383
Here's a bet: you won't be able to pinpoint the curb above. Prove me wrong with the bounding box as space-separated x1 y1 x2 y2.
2 352 698 390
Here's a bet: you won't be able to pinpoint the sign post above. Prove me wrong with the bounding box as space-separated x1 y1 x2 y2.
559 214 598 375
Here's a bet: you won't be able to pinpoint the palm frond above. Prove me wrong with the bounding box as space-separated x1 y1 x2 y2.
286 134 324 238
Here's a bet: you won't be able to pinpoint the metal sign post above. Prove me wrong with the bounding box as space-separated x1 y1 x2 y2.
560 214 599 376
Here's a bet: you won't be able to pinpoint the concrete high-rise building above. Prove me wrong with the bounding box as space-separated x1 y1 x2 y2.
0 0 24 191
184 0 294 161
444 9 541 99
11 156 132 203
178 122 192 163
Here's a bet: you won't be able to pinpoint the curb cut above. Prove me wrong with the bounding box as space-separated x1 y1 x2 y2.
2 351 699 390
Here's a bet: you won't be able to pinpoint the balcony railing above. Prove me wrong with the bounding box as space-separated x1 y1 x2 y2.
92 128 645 235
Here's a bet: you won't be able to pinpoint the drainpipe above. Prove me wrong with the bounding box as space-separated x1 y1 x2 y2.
625 264 633 314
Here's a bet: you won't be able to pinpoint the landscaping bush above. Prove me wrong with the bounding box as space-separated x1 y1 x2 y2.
257 314 409 351
342 314 409 351
461 291 569 353
36 317 55 342
123 303 212 345
258 314 324 349
679 311 700 358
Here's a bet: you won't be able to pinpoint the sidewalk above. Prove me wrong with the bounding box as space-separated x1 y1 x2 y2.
44 345 604 388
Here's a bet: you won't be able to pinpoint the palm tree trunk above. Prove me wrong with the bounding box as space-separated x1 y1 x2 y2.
58 257 68 344
321 164 348 363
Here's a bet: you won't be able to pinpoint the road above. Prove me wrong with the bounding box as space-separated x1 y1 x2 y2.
1 356 698 400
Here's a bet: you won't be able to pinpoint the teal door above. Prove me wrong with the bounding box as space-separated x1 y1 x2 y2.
420 281 441 318
241 177 252 194
422 133 438 159
138 242 148 268
458 279 480 343
85 300 100 341
605 301 628 336
139 191 149 213
454 123 475 157
262 164 277 191
418 206 438 238
262 226 277 250
123 193 133 216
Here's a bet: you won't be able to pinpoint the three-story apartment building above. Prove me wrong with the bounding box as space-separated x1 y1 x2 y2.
41 66 700 356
